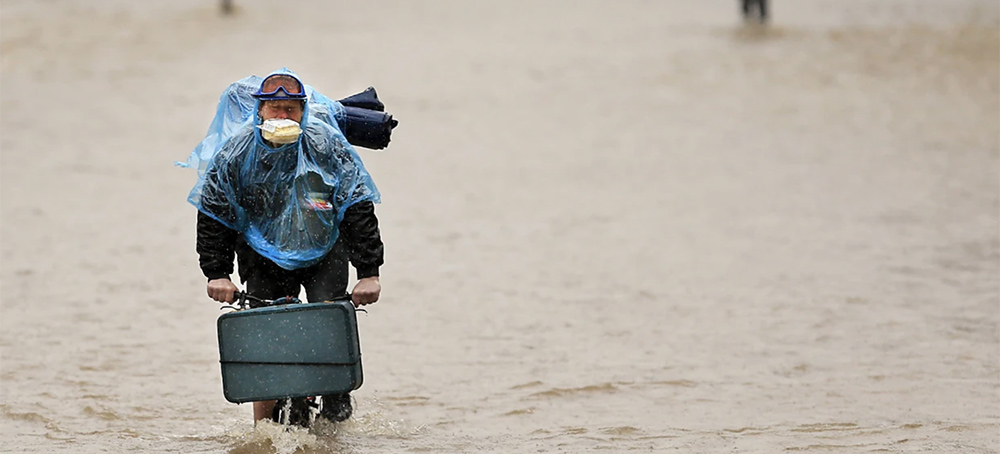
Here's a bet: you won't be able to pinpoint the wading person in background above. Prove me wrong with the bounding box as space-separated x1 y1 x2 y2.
192 69 384 425
742 0 768 23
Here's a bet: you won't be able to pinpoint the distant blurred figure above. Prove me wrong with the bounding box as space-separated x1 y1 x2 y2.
742 0 768 23
221 0 233 15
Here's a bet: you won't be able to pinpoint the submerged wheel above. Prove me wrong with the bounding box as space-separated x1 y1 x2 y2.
271 397 317 428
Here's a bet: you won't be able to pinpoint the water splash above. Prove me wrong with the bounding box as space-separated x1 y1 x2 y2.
216 396 422 454
225 420 322 454
331 396 424 438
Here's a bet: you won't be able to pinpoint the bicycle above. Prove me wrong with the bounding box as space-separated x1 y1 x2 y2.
219 290 365 428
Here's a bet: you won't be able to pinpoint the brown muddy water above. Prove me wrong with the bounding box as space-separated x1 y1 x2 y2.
1 1 998 453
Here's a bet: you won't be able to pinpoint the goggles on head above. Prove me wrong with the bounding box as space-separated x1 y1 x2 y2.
252 74 307 101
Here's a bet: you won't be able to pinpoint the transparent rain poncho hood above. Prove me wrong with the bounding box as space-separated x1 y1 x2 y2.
179 68 380 270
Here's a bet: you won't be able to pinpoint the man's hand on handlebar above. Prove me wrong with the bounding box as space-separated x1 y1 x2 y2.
208 278 238 303
351 276 380 307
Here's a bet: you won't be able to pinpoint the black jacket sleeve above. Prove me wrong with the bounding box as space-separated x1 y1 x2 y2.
339 201 384 279
196 211 237 281
195 143 240 281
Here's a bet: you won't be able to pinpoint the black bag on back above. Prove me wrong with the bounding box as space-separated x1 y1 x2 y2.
337 87 399 150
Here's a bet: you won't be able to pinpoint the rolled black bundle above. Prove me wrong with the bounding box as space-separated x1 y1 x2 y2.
337 87 398 150
340 106 398 150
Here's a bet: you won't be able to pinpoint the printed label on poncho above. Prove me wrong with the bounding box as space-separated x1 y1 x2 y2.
304 192 334 211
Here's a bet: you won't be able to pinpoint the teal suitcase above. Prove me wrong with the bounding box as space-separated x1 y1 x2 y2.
217 300 363 403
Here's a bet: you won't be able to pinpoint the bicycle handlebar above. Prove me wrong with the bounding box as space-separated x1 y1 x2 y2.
221 291 353 312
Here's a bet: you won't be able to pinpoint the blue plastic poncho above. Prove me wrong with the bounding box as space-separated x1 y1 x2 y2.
179 68 380 270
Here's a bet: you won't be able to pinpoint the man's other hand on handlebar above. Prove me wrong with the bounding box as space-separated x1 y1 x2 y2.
351 276 380 307
208 278 238 303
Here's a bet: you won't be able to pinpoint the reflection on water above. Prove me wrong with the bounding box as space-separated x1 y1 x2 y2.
215 396 422 454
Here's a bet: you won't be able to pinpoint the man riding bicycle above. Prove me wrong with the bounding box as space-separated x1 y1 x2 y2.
190 69 384 425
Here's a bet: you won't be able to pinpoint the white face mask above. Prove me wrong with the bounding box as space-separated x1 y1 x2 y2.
257 118 302 144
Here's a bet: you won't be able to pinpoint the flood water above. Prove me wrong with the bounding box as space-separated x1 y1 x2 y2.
1 1 998 453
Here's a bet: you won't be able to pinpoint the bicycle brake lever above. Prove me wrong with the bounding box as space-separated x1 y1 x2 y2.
230 291 251 311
